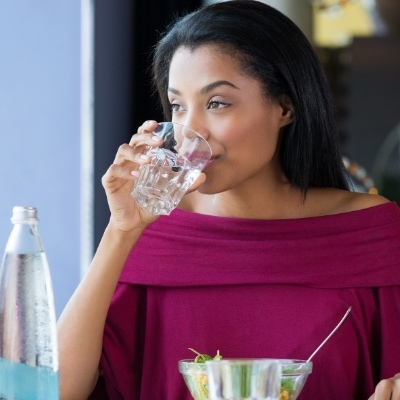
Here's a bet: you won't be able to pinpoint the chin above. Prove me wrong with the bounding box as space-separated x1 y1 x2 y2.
196 184 210 195
197 179 228 195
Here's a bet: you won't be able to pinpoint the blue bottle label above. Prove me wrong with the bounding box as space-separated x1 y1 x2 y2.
0 358 59 400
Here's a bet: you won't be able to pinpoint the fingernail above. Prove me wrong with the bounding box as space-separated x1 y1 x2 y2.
131 170 140 177
140 154 149 160
152 135 161 141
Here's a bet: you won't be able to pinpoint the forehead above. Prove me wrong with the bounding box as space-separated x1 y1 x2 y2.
168 45 247 86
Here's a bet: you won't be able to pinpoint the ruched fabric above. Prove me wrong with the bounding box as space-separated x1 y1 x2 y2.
92 202 400 400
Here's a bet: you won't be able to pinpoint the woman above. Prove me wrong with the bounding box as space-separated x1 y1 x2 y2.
57 1 400 399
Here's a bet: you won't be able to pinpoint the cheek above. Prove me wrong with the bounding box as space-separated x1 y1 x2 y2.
211 113 281 158
229 126 280 160
211 120 243 142
213 122 256 150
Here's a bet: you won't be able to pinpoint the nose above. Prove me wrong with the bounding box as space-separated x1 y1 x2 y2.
181 113 210 141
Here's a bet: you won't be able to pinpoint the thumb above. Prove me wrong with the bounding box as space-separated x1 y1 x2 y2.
186 172 206 194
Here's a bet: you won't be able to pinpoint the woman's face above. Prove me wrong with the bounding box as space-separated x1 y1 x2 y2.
167 44 293 194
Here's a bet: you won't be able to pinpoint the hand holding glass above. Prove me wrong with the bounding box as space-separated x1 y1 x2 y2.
131 122 212 215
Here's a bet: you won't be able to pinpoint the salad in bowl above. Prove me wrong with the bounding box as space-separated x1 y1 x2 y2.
178 349 312 400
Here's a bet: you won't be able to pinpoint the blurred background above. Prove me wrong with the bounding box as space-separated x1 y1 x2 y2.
0 0 399 316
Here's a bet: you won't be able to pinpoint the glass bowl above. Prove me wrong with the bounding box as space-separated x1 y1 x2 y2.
178 359 312 400
278 359 313 400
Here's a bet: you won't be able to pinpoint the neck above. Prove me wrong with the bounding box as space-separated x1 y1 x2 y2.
181 181 305 220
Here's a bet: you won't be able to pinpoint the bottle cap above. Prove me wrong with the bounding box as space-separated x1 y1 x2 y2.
11 206 38 224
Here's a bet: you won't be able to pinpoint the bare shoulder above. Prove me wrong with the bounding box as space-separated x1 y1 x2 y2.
337 190 390 213
307 188 391 216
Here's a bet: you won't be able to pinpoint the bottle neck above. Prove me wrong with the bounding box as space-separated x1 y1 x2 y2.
6 222 44 254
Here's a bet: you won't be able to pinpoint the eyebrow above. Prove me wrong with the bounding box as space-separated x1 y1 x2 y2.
168 80 239 96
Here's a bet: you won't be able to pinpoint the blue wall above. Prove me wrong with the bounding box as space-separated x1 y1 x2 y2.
0 1 81 316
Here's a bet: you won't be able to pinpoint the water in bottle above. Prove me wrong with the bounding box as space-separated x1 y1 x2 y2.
0 206 59 399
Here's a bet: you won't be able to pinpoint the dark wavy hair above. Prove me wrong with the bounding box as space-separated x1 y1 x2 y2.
152 0 350 193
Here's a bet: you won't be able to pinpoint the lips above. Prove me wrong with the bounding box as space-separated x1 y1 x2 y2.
204 157 217 170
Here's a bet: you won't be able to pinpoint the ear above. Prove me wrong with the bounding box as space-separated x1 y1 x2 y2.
278 94 294 126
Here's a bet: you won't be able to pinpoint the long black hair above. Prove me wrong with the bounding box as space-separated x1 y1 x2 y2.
152 0 350 193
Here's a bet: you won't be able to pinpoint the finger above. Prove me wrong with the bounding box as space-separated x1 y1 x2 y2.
128 133 163 150
102 163 140 184
112 143 151 165
186 172 206 194
130 120 163 147
129 120 162 146
137 120 159 134
373 379 395 400
390 376 400 399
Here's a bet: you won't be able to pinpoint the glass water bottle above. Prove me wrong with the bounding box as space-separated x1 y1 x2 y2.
0 206 59 399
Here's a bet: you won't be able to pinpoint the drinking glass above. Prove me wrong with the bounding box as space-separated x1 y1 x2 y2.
131 122 212 215
205 359 281 400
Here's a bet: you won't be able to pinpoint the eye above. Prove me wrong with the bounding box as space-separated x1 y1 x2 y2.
207 100 228 110
169 103 183 113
